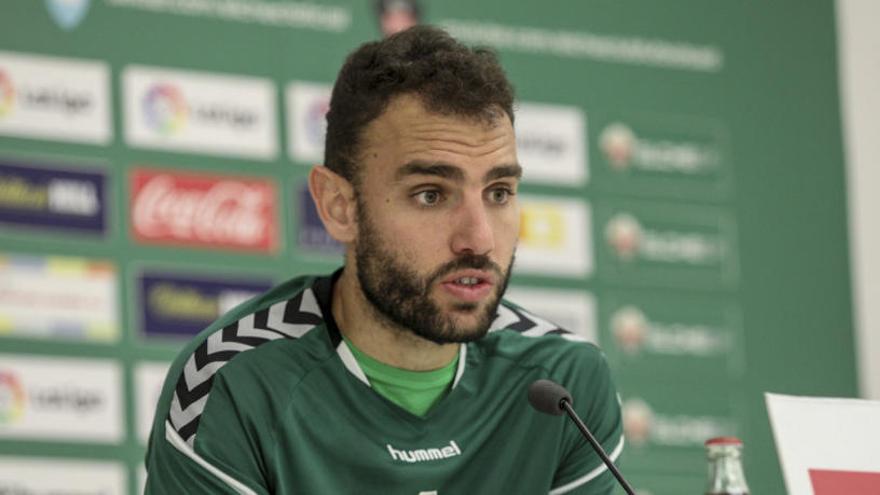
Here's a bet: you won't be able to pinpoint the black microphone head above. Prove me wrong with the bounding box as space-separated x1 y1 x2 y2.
528 379 572 416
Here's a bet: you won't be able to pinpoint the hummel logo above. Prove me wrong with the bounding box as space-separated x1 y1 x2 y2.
387 440 462 463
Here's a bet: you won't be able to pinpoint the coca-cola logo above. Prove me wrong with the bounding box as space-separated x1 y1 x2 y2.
130 169 277 252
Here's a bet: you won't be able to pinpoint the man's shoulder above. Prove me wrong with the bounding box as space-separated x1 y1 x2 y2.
172 272 331 367
157 272 336 446
478 298 603 369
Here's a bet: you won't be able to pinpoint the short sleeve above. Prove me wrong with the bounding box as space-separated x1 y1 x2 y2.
549 345 624 495
145 371 270 495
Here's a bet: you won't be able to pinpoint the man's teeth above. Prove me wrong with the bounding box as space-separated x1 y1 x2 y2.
455 277 479 285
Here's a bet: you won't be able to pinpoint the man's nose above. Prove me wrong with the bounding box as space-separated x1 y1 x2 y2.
449 195 495 256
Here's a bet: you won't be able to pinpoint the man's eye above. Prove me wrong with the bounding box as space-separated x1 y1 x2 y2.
414 190 443 206
489 188 513 204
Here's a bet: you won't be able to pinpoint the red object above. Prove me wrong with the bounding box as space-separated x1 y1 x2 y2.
130 168 278 253
705 436 743 446
810 469 880 494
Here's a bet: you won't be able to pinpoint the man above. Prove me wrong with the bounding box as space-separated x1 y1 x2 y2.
145 26 623 494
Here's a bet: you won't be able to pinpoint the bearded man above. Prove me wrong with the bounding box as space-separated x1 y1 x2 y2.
145 25 624 495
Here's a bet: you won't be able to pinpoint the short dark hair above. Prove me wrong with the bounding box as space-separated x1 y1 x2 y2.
324 25 515 185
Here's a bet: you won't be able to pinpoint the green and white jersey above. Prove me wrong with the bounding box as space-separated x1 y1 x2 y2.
145 272 624 495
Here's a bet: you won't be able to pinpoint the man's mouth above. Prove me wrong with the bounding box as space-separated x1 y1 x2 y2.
440 270 495 302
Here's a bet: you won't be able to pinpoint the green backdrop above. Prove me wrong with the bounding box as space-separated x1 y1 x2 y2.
0 0 857 493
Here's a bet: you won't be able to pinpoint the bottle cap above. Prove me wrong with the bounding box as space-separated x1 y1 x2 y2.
705 436 743 446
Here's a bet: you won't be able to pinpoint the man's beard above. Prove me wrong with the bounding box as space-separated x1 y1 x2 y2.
354 205 514 345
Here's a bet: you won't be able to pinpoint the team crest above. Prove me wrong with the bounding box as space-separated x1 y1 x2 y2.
45 0 92 31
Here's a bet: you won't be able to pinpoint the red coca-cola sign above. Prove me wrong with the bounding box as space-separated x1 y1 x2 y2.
130 168 278 252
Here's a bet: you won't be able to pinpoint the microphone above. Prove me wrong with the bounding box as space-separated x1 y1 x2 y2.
528 379 636 495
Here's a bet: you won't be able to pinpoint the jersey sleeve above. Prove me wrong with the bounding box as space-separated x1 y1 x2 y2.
145 369 272 495
549 344 625 495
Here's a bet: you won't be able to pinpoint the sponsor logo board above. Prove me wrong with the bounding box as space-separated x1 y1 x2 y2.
295 183 343 255
609 304 736 358
0 456 125 494
622 396 735 448
598 202 738 287
286 81 331 164
505 286 596 342
123 66 277 159
594 116 730 199
0 354 123 442
137 269 272 339
515 102 587 185
130 167 279 252
600 293 744 385
0 253 118 342
0 51 110 144
0 159 107 235
135 361 170 444
599 120 722 175
517 196 592 277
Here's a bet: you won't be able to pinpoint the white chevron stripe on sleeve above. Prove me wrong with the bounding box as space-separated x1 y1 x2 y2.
169 392 209 426
169 393 210 446
207 330 252 355
265 299 317 338
182 356 227 391
521 313 559 337
489 305 521 332
299 288 323 317
235 313 286 341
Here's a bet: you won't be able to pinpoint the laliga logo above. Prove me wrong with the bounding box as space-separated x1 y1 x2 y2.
0 70 15 118
0 371 26 423
143 83 188 135
622 398 654 447
605 213 642 260
611 306 648 355
599 123 636 171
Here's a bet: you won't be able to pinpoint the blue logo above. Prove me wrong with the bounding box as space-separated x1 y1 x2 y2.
45 0 92 31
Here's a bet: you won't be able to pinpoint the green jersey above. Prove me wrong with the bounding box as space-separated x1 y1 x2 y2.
145 272 624 494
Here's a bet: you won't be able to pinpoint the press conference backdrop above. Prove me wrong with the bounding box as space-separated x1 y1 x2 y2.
0 1 857 494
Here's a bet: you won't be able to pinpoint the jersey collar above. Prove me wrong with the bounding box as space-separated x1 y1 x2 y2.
311 269 469 390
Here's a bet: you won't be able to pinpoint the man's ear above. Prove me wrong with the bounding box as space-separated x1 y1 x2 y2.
308 165 357 244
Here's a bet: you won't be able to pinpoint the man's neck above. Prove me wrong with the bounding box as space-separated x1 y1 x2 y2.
332 267 460 371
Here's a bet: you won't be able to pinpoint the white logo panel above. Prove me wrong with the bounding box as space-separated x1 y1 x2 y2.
123 65 277 159
517 195 593 277
135 361 170 444
515 102 587 185
0 457 126 494
0 51 111 144
0 354 123 442
0 253 119 342
505 287 597 342
286 81 331 164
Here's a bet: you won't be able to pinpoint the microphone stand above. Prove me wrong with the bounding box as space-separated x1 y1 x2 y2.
560 399 636 495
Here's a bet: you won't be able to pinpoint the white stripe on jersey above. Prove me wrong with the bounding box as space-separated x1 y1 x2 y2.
336 341 371 386
451 344 467 389
164 420 258 495
548 435 625 495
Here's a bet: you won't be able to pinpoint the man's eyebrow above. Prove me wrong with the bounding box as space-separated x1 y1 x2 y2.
484 164 523 182
395 162 465 181
395 161 523 184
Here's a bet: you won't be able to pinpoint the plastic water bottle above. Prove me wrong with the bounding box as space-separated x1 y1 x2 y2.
704 436 750 495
